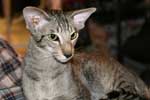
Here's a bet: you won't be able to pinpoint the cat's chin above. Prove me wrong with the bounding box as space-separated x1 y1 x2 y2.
54 56 72 63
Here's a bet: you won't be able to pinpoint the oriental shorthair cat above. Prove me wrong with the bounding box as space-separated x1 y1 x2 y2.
22 7 150 100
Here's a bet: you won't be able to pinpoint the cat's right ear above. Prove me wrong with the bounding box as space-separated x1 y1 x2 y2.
23 7 49 32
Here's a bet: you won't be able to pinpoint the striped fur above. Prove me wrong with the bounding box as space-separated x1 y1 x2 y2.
22 7 150 100
71 50 150 100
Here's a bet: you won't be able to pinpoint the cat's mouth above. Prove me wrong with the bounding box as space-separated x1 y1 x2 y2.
53 54 73 63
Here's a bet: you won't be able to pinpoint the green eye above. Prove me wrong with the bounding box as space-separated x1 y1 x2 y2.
48 34 59 41
71 32 78 40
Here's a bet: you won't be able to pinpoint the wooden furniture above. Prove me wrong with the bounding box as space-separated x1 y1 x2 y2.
2 0 11 41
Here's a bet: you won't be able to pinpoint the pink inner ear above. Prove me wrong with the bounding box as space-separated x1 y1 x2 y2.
73 13 90 30
74 12 91 22
30 15 41 26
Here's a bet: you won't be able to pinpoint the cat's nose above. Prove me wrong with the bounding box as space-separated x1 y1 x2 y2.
64 53 72 58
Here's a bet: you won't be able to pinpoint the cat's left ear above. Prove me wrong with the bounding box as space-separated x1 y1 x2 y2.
71 8 96 30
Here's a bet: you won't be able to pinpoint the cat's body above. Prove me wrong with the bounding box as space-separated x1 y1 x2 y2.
72 50 149 100
23 38 80 100
22 7 149 100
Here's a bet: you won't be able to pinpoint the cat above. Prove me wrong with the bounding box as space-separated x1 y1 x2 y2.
22 7 150 100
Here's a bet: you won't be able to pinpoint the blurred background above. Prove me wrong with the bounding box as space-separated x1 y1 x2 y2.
0 0 149 86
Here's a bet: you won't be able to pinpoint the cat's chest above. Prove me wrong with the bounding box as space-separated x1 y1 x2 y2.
37 63 72 84
34 65 79 98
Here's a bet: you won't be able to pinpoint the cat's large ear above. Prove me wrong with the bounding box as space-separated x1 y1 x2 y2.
23 7 49 32
71 8 96 30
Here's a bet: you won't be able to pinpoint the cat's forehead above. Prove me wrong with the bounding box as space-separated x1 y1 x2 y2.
46 10 75 33
48 10 66 18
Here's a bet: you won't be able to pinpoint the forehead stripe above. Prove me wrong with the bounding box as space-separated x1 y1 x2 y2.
49 10 74 34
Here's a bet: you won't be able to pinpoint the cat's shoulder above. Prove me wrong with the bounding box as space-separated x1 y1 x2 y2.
72 48 110 65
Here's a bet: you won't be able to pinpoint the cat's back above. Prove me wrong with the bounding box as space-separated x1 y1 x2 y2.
71 46 149 99
71 46 114 99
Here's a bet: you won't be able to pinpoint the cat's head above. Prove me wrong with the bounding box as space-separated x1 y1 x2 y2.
23 7 96 63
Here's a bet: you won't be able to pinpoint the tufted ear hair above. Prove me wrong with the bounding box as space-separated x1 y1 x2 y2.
71 8 96 31
23 6 50 32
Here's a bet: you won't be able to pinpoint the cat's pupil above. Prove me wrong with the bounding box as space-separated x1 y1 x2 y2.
71 32 77 40
49 34 59 41
51 34 55 39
